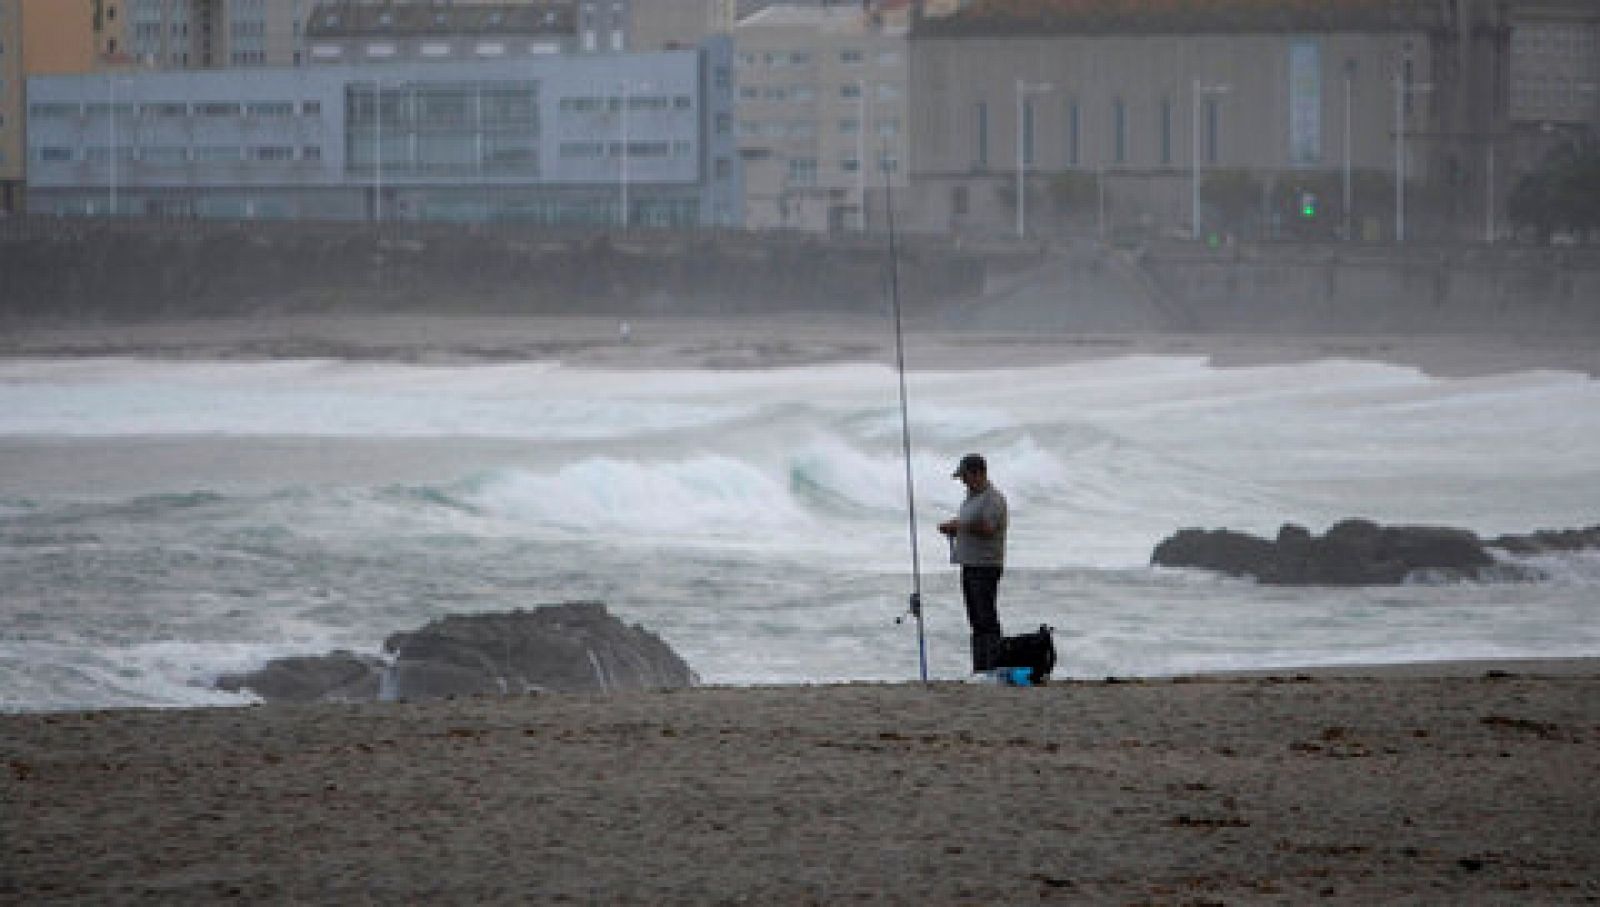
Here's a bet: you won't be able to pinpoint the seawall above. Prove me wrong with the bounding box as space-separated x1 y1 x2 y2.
0 219 985 320
2 220 1596 336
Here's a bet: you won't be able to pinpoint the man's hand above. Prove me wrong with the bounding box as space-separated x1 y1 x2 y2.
938 519 958 537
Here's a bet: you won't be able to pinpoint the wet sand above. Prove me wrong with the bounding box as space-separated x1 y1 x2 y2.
4 667 1598 903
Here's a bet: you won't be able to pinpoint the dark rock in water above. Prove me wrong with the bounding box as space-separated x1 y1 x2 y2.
216 603 696 704
1489 525 1600 556
216 650 384 703
384 602 696 698
1151 519 1513 585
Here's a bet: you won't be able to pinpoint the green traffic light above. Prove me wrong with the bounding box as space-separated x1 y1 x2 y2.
1302 203 1315 218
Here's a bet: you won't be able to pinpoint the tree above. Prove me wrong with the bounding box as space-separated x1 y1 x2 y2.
1508 141 1600 243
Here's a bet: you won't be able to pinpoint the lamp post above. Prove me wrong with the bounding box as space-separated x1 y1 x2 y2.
616 79 656 230
1190 79 1230 242
1392 70 1432 243
1014 78 1052 239
372 80 387 223
1343 60 1355 241
856 80 869 232
620 80 630 229
107 76 132 217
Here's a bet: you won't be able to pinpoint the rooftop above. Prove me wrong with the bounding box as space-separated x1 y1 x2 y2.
305 2 577 39
913 0 1446 37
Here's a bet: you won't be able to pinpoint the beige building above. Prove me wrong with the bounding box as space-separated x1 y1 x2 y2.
735 4 909 233
0 1 20 209
0 0 123 212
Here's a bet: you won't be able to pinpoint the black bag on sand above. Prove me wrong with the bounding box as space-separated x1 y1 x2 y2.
996 625 1056 685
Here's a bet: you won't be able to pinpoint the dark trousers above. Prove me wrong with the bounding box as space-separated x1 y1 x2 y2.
961 564 1004 672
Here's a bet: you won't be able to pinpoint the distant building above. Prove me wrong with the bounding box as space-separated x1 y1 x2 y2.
631 0 736 52
26 39 743 228
304 2 581 64
901 0 1520 243
119 0 313 70
0 2 20 210
1 0 128 212
1508 0 1600 171
735 3 909 233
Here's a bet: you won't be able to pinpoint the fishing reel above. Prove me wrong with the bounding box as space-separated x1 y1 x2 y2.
894 592 922 625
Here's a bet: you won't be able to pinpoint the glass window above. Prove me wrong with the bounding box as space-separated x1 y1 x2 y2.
788 157 817 186
246 102 294 117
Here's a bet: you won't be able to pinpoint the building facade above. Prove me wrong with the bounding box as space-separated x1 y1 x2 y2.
26 40 743 227
1507 0 1600 181
304 2 579 64
631 0 735 52
0 1 20 210
906 28 1428 241
898 0 1582 244
734 4 909 233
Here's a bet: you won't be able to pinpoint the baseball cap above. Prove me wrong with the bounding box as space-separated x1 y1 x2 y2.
952 453 986 478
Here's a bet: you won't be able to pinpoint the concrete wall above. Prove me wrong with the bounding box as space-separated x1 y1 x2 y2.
0 219 983 318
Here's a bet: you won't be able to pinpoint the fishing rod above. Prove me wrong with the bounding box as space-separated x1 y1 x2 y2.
881 143 929 684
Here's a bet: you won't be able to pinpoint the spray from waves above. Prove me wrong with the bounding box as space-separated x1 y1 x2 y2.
1496 549 1600 586
0 638 375 712
461 455 814 538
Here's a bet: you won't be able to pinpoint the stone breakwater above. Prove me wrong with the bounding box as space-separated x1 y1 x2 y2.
1151 519 1600 586
217 603 697 703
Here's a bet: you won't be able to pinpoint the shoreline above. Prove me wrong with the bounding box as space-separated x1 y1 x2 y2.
6 664 1597 903
3 312 1599 377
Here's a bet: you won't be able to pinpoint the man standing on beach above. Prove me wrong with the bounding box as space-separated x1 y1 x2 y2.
938 453 1008 674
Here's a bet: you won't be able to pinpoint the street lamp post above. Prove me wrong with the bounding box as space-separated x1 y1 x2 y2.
1392 70 1432 243
620 80 630 229
109 76 118 217
1343 61 1355 241
371 81 389 223
1015 78 1052 239
107 76 132 217
1191 79 1230 242
857 80 869 232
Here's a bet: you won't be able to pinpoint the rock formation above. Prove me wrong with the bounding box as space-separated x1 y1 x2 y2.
217 603 696 704
1149 518 1599 585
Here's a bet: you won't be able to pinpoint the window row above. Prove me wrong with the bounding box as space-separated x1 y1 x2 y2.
30 100 322 118
740 82 902 103
557 139 695 159
737 49 901 69
738 118 900 139
35 145 323 163
558 95 694 113
972 97 1224 169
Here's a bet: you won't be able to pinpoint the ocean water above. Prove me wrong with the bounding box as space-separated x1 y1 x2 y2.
2 354 1598 711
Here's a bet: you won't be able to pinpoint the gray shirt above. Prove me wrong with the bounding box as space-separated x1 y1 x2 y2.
952 484 1007 567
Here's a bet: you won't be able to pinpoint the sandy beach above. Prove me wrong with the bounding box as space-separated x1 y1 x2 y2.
3 316 1597 902
4 667 1598 903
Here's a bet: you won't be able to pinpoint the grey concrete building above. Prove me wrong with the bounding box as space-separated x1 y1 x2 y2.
1507 0 1600 172
900 0 1524 244
26 39 743 227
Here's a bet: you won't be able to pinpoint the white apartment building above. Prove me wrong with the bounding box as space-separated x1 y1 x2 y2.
735 4 908 233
